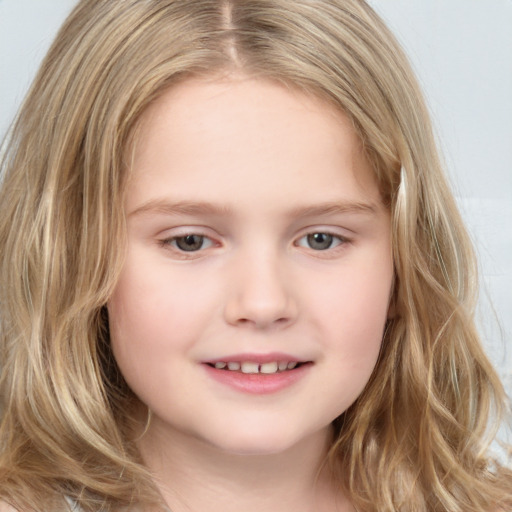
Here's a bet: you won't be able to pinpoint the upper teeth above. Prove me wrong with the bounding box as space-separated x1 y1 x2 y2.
213 361 298 374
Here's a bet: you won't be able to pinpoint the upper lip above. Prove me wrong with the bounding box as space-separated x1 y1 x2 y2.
202 352 309 364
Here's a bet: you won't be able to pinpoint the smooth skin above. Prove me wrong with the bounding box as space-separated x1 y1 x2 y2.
108 76 394 512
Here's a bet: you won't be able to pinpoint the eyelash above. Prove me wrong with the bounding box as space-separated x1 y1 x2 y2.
159 233 215 253
158 231 349 256
295 232 347 251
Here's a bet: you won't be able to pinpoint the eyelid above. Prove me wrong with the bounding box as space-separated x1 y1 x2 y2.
157 225 218 240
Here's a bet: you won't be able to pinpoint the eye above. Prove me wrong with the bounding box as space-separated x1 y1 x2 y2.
164 234 214 252
296 232 345 251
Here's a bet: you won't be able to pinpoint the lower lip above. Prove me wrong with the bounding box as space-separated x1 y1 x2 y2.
203 363 311 394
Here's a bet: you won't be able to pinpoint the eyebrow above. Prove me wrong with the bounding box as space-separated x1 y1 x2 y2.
287 201 378 219
128 199 379 218
129 199 233 218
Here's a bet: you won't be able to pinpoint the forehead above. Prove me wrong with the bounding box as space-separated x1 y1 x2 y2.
126 76 381 213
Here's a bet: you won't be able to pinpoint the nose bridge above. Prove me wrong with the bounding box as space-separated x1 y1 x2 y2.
223 243 297 328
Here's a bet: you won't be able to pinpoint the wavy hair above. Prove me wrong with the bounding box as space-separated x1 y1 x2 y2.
0 1 510 511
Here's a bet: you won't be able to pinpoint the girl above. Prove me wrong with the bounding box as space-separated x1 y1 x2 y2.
0 1 510 511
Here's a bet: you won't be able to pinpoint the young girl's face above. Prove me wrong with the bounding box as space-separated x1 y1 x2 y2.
108 77 394 455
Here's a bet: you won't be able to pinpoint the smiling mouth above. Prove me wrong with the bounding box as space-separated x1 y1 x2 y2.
205 361 309 374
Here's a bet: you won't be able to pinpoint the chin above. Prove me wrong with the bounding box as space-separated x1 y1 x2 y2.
200 422 328 457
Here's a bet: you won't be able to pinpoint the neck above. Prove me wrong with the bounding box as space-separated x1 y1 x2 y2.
137 420 351 512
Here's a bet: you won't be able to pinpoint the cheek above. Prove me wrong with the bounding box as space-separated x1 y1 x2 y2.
315 257 393 337
108 252 207 342
106 246 226 397
309 252 393 388
107 260 190 382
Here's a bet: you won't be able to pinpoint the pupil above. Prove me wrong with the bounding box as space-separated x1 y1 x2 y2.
307 233 333 250
176 235 203 251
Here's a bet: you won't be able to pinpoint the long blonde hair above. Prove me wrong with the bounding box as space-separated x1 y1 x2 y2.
0 1 510 511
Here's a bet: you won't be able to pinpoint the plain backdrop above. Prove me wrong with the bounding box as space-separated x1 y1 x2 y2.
1 0 511 398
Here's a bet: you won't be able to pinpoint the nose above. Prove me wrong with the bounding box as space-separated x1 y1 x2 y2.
223 250 298 329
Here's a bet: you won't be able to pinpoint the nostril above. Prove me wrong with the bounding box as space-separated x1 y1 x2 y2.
232 315 292 329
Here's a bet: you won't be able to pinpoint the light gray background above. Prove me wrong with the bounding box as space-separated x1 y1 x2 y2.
1 1 511 397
